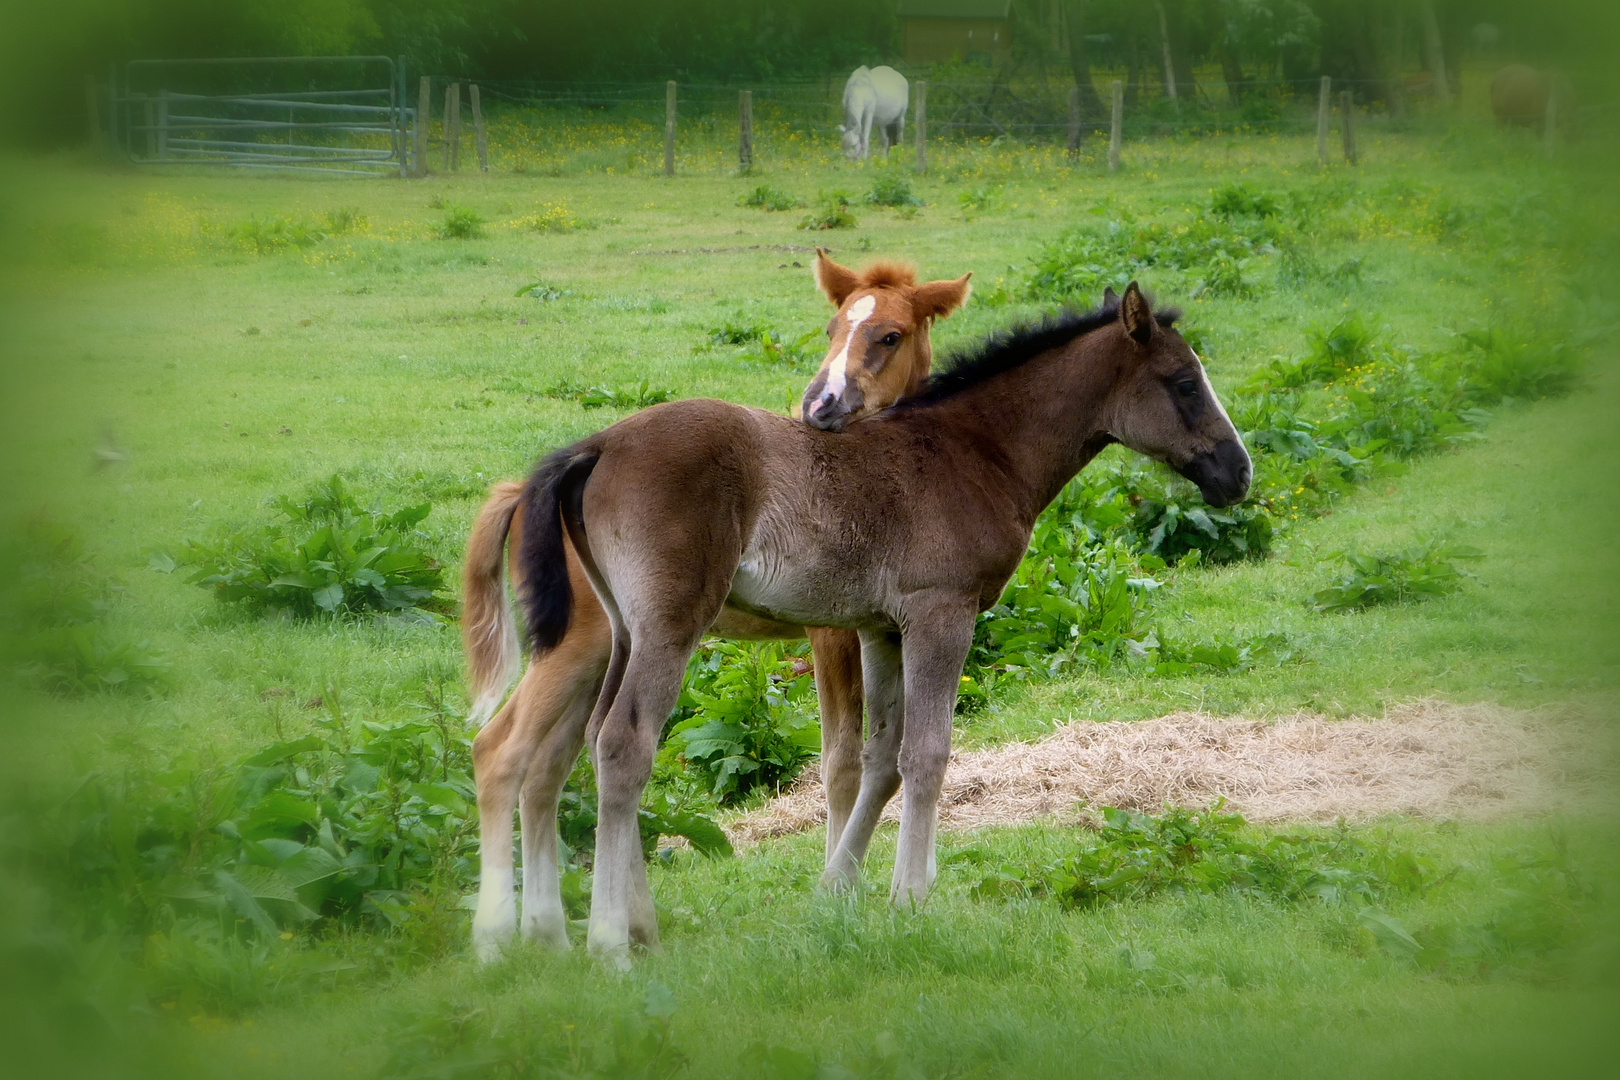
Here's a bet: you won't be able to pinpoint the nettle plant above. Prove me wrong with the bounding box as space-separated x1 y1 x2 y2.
36 684 730 964
177 476 450 618
1313 538 1483 613
737 184 800 212
541 379 676 410
703 319 821 370
660 641 820 804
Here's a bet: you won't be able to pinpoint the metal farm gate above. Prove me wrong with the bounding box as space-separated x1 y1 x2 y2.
111 56 410 177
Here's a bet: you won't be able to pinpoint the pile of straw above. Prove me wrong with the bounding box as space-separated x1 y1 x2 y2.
728 701 1611 846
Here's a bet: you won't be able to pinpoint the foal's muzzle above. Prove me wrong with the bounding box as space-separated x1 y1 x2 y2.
1177 438 1252 508
800 382 861 432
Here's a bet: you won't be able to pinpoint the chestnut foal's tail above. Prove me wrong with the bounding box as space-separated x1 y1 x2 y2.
516 445 602 660
462 481 525 728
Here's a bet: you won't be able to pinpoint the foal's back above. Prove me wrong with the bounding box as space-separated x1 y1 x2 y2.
576 397 1025 629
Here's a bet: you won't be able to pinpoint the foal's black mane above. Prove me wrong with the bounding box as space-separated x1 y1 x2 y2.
899 299 1180 409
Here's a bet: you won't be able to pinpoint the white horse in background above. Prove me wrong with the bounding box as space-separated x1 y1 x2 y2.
840 66 909 161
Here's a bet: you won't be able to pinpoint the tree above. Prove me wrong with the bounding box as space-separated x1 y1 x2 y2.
1062 0 1107 119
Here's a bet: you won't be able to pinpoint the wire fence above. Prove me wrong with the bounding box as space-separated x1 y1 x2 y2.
466 72 1411 139
93 58 1612 178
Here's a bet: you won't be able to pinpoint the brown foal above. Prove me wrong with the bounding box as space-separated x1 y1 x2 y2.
517 283 1251 964
465 251 971 959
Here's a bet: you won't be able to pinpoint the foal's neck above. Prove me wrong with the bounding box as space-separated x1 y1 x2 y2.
921 335 1116 526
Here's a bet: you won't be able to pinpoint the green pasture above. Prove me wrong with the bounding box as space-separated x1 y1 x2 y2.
1 111 1617 1078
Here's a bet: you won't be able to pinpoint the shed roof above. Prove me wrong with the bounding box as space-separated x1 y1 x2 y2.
896 0 1011 19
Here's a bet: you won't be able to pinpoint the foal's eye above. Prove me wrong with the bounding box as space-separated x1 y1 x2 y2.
1175 380 1200 397
880 331 902 347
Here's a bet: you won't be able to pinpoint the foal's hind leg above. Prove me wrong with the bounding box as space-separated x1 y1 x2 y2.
515 617 609 947
470 684 529 961
588 637 701 967
516 705 591 948
807 627 864 864
471 546 613 959
821 629 904 892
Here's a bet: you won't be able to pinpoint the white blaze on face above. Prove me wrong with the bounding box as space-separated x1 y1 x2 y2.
825 293 877 400
1193 350 1251 465
1190 351 1234 426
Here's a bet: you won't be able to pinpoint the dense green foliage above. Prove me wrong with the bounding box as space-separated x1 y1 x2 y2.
704 319 822 369
864 174 920 209
661 641 820 804
1313 538 1484 612
18 689 730 1013
176 476 450 618
436 203 485 240
540 380 677 410
799 191 858 232
738 185 800 213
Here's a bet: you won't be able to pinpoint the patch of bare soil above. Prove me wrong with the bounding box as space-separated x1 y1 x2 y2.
729 701 1614 846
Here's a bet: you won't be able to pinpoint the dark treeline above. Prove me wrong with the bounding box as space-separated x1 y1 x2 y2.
2 0 1614 146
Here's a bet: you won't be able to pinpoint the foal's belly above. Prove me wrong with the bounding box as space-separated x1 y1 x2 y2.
710 605 805 641
726 547 881 631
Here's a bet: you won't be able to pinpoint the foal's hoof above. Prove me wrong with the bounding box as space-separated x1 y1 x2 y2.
588 942 634 973
520 918 571 952
471 931 510 964
818 861 860 894
587 923 634 972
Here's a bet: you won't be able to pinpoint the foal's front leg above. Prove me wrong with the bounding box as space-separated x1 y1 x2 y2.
807 626 864 864
892 601 976 905
820 629 904 892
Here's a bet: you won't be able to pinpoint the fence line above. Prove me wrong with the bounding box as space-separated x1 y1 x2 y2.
94 61 1614 179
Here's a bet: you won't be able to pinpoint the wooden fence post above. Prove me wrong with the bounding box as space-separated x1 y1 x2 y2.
1341 90 1357 165
914 79 927 174
85 77 101 150
449 83 462 171
664 81 677 177
441 86 451 171
157 90 169 160
414 77 430 176
738 90 753 169
469 84 488 171
1156 2 1178 104
143 97 156 159
1418 0 1450 105
1544 79 1558 157
107 64 119 156
1316 76 1332 165
396 56 408 178
1387 10 1407 119
1108 79 1123 172
1066 85 1080 159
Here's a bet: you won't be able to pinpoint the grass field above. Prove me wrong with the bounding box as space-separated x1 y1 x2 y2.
1 106 1618 1078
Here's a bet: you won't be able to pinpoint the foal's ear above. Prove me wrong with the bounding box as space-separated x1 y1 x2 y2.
911 272 973 322
1120 281 1154 345
814 248 861 306
1103 285 1120 308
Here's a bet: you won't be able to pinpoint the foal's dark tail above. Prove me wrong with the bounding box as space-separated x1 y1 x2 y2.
516 445 601 653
